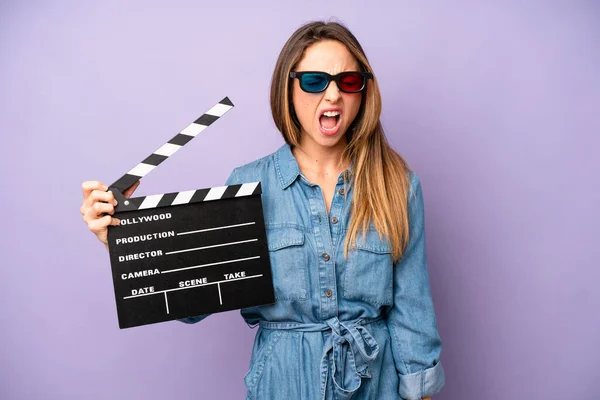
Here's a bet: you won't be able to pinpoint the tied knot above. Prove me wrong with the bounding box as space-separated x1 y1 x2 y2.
319 317 380 400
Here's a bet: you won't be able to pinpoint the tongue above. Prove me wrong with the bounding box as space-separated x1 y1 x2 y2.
320 115 337 129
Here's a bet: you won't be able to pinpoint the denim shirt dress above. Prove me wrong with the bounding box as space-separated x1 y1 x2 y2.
180 144 445 400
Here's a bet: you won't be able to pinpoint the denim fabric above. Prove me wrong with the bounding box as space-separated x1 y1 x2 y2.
180 144 445 399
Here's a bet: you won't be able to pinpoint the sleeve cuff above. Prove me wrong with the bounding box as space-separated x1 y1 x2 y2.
177 314 210 324
398 360 445 400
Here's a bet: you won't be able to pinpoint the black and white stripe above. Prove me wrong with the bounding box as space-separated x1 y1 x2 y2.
110 97 234 193
116 182 261 212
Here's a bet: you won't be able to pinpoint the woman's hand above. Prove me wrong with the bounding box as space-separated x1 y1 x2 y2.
80 180 140 250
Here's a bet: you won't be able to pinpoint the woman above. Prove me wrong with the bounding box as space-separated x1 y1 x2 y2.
80 21 444 400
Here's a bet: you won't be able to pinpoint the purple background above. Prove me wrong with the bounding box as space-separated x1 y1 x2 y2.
1 1 598 399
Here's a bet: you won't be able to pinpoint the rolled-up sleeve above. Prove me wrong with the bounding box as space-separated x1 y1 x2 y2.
385 172 445 399
177 314 210 324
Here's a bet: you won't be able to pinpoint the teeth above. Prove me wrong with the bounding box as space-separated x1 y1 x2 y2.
322 111 340 117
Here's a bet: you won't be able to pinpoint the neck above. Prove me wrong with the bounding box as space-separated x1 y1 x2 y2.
292 135 350 179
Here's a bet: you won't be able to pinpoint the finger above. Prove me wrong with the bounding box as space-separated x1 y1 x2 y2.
123 180 140 198
83 202 114 223
82 181 108 200
85 189 117 209
87 215 112 233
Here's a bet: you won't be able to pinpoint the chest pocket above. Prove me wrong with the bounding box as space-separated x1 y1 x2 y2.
266 226 308 301
342 229 394 306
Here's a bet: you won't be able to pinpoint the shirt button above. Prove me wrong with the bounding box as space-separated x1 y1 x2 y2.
323 253 330 261
331 216 338 224
338 188 345 196
325 289 333 297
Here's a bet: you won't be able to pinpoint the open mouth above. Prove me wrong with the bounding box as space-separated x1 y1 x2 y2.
319 110 341 134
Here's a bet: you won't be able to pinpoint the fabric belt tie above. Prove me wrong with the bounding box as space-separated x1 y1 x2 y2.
259 316 381 400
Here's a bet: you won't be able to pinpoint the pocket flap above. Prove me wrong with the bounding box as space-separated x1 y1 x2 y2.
266 226 305 251
354 229 391 254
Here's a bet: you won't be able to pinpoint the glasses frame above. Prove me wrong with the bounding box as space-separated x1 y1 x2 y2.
289 71 373 93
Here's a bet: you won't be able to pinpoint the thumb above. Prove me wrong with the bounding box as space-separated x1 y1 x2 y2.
123 180 140 198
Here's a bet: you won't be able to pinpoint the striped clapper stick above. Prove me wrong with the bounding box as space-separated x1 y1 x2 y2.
106 97 275 329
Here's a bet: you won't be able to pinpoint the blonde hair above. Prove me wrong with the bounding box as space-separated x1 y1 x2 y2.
270 21 412 262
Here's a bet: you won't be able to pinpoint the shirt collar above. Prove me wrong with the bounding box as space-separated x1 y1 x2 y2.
274 143 354 190
275 143 301 189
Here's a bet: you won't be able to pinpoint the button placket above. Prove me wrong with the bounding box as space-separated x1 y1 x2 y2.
309 184 336 319
329 182 346 250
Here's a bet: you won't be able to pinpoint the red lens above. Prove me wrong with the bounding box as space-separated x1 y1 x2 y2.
339 73 364 92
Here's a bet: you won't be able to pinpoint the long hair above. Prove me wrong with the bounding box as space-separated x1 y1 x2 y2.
270 21 412 262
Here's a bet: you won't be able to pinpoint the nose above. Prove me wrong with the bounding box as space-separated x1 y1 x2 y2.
324 80 342 103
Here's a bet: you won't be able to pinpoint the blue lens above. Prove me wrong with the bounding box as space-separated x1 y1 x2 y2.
301 73 328 92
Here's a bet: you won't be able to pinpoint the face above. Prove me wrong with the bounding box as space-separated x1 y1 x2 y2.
291 40 363 151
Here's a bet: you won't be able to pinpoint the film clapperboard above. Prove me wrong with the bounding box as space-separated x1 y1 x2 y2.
105 97 275 329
